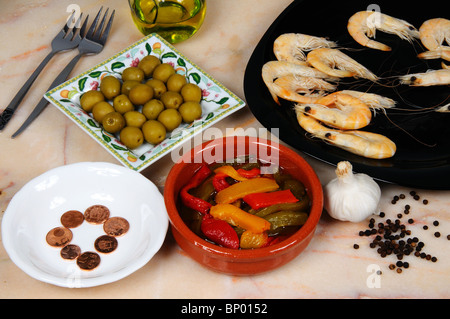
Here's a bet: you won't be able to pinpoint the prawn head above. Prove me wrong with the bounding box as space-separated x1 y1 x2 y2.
399 69 450 86
295 92 373 130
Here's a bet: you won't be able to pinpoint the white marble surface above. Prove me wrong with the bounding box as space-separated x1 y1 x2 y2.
0 0 449 298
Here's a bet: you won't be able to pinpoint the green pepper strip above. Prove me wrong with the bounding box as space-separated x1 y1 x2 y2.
251 200 310 217
282 179 306 199
264 210 309 230
191 176 215 201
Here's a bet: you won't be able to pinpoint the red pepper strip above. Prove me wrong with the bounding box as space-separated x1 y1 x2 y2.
243 189 299 210
236 168 260 178
264 236 281 247
180 165 212 214
201 215 239 249
212 172 230 192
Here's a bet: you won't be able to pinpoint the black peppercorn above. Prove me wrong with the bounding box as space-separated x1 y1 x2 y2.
355 196 441 274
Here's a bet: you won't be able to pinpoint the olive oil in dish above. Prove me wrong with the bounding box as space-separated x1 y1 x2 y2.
129 0 206 43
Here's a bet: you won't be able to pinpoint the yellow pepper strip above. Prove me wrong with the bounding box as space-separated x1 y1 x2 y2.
240 230 269 249
214 165 248 182
215 177 279 204
210 203 271 233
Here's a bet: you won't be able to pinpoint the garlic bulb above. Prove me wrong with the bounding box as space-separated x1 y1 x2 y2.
324 161 381 222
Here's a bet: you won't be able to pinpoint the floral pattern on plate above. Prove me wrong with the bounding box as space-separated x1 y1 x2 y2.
45 33 245 171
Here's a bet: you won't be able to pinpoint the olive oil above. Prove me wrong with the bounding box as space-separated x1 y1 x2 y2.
129 0 206 44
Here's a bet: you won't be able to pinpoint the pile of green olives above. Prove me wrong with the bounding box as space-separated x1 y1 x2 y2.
79 55 203 150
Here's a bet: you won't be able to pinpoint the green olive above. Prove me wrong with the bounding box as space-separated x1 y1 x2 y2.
142 99 165 120
121 80 140 96
124 111 147 128
152 63 175 83
92 101 114 123
181 83 202 103
121 67 145 82
166 74 187 92
80 90 105 113
145 78 167 99
113 94 134 114
120 126 144 149
160 91 183 109
138 55 161 78
142 120 166 145
100 75 121 100
102 112 125 133
157 109 182 131
128 84 154 105
179 101 202 123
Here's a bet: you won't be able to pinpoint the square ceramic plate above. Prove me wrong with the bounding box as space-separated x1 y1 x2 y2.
45 33 246 172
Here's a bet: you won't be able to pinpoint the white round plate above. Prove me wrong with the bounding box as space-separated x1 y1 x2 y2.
1 162 168 288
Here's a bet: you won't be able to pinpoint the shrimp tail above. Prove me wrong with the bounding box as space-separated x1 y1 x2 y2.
435 103 450 113
417 47 450 62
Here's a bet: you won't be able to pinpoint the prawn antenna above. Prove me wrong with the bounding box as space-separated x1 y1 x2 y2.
382 112 437 148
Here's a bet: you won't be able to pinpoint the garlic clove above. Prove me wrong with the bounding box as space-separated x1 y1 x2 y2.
324 161 381 222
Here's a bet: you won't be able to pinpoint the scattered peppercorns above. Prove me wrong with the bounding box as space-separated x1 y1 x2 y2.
355 190 445 274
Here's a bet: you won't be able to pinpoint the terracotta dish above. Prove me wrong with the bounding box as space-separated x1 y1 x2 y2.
164 136 323 275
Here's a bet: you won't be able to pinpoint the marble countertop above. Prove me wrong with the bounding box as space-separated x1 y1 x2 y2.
0 0 448 299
